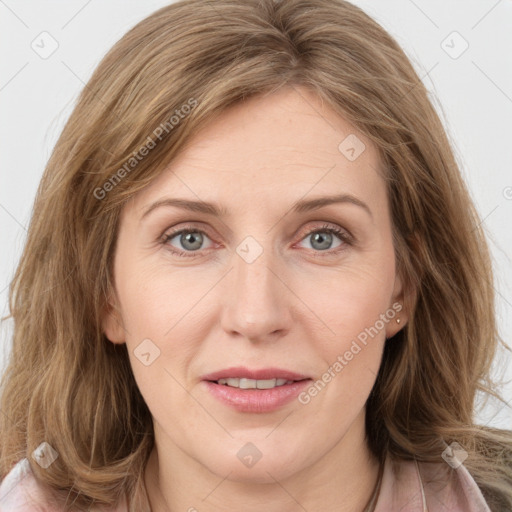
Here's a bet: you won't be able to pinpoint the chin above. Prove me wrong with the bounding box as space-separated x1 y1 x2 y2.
199 446 305 484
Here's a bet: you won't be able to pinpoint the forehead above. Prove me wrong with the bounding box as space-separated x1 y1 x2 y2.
130 86 386 217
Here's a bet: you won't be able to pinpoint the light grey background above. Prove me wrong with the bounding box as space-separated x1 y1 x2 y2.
1 0 511 428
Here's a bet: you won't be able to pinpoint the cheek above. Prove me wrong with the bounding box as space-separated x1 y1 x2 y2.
115 264 213 386
296 249 396 376
301 255 395 335
297 270 391 418
115 253 197 335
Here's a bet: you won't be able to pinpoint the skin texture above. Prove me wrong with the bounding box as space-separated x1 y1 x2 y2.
102 86 408 512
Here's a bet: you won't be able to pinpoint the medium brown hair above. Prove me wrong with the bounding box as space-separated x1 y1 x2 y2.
1 0 511 510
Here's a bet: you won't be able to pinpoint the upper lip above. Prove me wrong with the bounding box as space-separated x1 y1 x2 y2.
201 366 311 382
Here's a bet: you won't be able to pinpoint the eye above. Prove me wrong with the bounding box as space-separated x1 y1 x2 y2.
161 228 214 257
296 224 352 255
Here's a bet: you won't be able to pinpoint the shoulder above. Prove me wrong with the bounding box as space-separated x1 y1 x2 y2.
0 458 128 512
375 455 491 512
0 458 51 512
417 458 491 512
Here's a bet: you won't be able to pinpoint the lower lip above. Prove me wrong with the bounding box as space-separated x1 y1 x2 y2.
203 380 311 413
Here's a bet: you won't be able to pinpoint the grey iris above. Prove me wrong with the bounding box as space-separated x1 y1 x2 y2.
181 232 203 251
310 232 332 251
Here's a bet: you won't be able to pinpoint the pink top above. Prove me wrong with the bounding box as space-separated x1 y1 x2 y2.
0 455 491 511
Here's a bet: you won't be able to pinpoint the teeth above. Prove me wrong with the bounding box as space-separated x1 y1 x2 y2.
216 378 292 389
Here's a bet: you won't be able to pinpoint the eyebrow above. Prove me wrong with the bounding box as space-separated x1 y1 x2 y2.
140 193 373 220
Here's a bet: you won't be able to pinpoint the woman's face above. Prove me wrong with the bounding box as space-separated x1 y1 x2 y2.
103 86 406 483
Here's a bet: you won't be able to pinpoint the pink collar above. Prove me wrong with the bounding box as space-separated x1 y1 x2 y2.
375 455 490 511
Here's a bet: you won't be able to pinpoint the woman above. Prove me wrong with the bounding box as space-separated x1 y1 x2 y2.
1 0 511 510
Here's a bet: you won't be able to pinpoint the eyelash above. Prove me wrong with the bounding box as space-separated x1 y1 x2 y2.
160 223 353 259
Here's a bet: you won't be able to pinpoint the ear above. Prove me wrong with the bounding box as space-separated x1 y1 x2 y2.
101 290 126 345
385 271 412 340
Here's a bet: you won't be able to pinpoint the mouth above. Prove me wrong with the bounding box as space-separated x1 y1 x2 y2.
201 367 312 413
214 377 299 389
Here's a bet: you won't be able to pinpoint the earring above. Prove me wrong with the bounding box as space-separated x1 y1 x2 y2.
396 318 401 324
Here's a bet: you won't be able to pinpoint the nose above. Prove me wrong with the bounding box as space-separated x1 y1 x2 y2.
220 240 292 343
